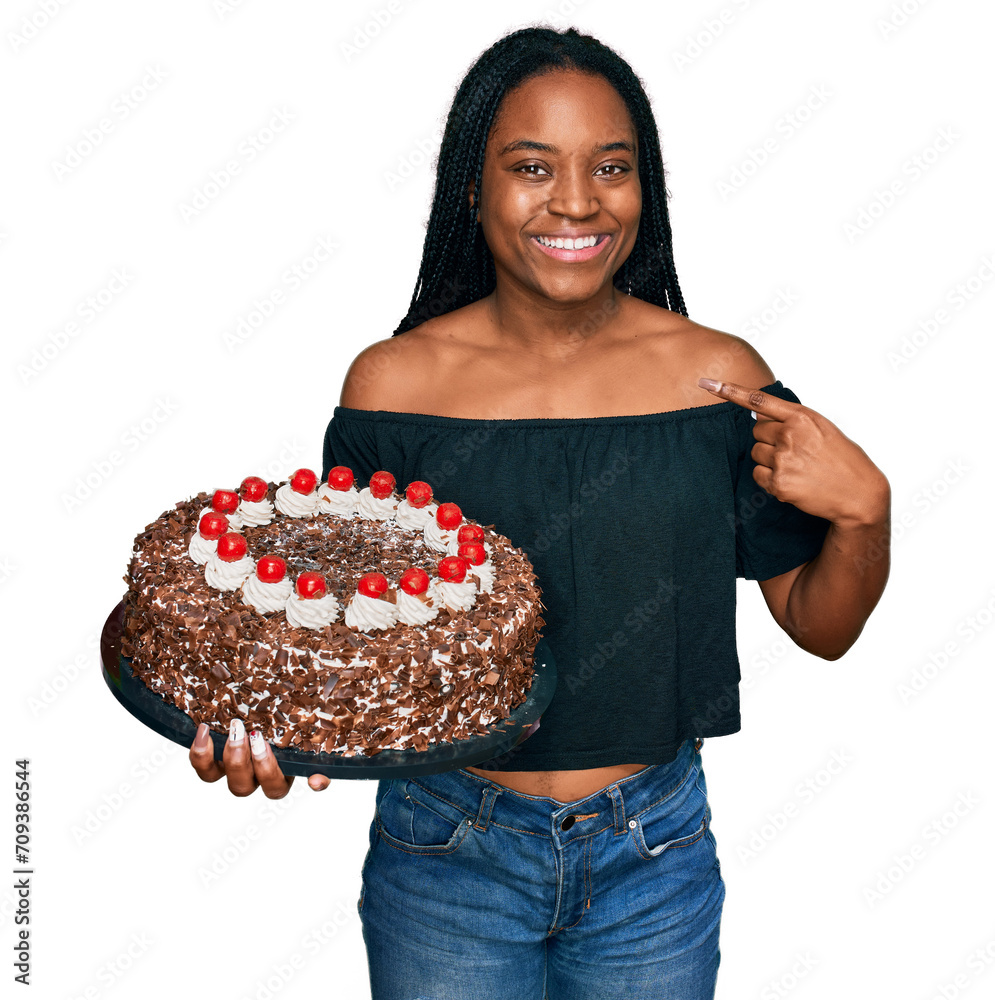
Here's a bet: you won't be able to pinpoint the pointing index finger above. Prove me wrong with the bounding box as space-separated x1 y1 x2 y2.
697 378 794 420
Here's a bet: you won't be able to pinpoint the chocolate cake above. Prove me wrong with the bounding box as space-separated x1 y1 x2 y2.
121 467 545 757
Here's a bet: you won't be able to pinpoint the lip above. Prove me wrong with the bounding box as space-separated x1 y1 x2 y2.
530 233 612 262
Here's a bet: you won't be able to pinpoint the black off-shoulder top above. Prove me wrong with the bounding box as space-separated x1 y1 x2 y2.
321 381 830 770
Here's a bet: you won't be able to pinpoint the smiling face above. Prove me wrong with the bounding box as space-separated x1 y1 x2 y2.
473 68 642 306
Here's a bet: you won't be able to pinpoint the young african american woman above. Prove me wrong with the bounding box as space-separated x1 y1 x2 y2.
190 26 889 1000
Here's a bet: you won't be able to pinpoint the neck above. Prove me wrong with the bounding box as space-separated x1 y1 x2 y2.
482 280 630 358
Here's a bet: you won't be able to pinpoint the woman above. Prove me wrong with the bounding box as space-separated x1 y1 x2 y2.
191 25 889 998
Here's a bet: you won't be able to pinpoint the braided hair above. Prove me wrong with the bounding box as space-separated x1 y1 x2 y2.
392 25 686 336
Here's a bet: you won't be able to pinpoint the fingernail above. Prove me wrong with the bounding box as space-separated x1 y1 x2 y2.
229 718 245 745
750 410 757 420
249 729 267 759
698 378 722 391
194 723 210 749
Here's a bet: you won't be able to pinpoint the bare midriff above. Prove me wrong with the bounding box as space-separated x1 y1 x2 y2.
463 763 651 803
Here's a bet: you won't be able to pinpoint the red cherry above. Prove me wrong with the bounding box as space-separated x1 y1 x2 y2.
436 502 462 530
296 572 327 599
457 524 485 545
399 567 430 596
438 556 468 583
198 512 229 540
357 572 389 598
256 555 287 584
211 489 240 514
290 468 318 494
327 466 355 491
369 471 396 500
240 476 268 502
458 542 486 566
405 481 433 508
217 532 248 563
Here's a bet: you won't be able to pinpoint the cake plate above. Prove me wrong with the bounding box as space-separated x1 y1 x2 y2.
100 602 556 779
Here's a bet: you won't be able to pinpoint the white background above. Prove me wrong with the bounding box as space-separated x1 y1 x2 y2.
5 0 994 998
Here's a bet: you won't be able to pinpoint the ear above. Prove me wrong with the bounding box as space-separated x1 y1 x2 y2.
467 179 476 208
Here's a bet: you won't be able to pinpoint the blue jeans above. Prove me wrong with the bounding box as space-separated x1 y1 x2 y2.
358 738 725 999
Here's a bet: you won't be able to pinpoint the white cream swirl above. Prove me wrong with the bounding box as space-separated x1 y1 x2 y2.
204 554 255 591
394 499 438 531
240 574 292 613
284 592 341 629
275 483 319 517
317 483 360 516
188 532 219 565
466 560 496 594
428 578 477 612
395 588 439 626
199 505 242 531
424 518 458 553
236 498 275 527
356 487 398 521
344 593 399 631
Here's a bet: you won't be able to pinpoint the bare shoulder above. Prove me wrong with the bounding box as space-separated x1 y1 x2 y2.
650 310 776 388
613 299 777 411
339 334 423 409
338 318 457 410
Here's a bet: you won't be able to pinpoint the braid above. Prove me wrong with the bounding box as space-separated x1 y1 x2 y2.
393 26 687 336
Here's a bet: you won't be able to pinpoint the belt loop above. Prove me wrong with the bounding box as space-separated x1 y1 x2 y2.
473 785 502 832
694 737 703 754
608 784 627 834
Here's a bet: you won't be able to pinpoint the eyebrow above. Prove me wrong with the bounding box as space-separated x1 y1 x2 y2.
498 139 635 156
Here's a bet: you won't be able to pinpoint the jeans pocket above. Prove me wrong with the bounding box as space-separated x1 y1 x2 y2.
631 761 710 861
375 780 470 856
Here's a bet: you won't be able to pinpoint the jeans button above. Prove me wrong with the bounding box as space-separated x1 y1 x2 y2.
560 814 576 830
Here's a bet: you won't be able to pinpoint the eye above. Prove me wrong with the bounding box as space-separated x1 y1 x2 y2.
596 163 630 177
515 163 549 176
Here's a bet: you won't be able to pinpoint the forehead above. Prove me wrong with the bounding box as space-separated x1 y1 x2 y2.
487 69 636 151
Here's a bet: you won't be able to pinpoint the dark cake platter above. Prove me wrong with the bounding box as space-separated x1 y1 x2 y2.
100 602 556 779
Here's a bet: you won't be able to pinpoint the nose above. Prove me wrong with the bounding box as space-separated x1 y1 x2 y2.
546 165 599 220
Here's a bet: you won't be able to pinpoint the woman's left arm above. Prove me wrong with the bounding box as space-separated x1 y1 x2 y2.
699 377 891 660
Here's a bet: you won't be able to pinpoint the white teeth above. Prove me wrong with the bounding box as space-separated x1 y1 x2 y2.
536 235 600 249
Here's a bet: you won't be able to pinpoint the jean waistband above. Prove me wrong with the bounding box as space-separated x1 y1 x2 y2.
392 738 700 843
